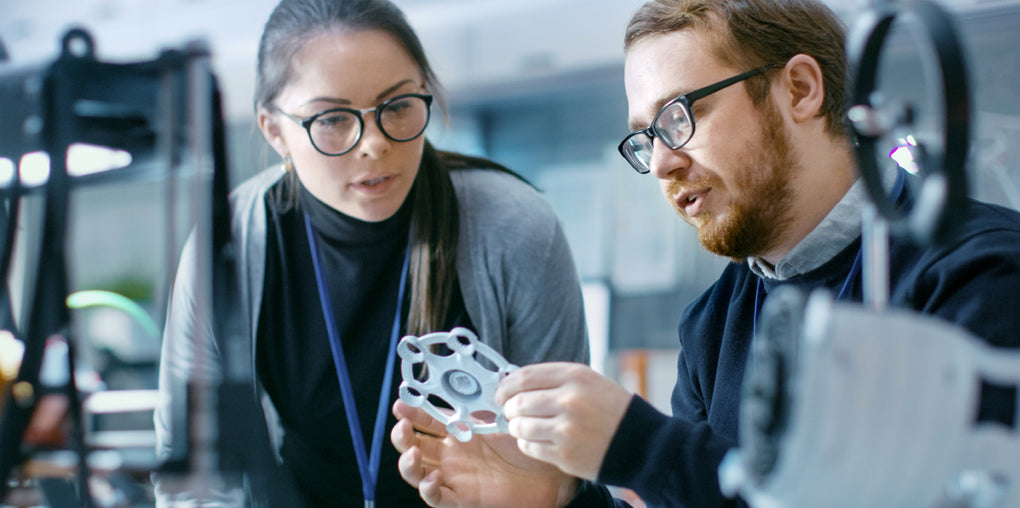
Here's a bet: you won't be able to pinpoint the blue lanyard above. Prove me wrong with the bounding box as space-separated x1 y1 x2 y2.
304 213 410 507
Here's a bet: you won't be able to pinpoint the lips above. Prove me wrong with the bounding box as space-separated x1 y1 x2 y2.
675 188 709 217
360 175 389 186
350 173 397 195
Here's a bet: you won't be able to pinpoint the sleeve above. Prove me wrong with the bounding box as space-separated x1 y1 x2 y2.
562 480 634 508
454 169 590 367
671 345 708 423
151 232 248 507
903 222 1020 424
153 231 222 462
597 396 743 508
907 225 1020 350
504 215 590 366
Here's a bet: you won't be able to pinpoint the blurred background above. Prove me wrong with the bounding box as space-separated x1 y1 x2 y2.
2 0 1020 501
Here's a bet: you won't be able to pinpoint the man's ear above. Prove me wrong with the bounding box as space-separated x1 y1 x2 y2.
257 107 289 158
778 53 825 124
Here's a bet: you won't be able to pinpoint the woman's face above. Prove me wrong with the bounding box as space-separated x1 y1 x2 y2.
259 29 427 222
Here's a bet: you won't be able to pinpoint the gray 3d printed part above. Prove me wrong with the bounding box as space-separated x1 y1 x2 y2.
397 327 518 442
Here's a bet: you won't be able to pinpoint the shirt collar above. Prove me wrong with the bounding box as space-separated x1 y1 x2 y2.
748 167 900 280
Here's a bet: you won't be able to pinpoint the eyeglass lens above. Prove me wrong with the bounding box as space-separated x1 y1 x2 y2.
655 102 694 148
309 94 430 155
622 101 694 173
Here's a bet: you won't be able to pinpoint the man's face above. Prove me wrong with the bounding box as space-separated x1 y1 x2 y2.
624 30 798 260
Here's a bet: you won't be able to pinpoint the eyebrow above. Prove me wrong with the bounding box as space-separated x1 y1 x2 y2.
300 79 420 108
627 86 691 131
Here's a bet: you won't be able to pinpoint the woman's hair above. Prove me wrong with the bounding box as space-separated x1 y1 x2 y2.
257 0 509 334
624 0 850 140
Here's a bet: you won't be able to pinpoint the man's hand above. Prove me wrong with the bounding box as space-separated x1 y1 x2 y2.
391 399 578 508
496 362 633 481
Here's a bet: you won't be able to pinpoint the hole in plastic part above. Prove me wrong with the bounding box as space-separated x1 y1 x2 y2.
427 394 452 410
474 352 499 373
400 385 424 406
448 421 473 442
470 410 497 425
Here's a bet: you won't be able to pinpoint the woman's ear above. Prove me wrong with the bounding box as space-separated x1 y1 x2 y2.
257 107 289 158
778 53 825 124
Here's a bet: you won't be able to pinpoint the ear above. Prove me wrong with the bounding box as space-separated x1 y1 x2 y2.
257 107 290 158
777 53 825 124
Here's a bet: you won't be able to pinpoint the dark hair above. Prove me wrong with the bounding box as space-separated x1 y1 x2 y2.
256 0 508 334
625 0 850 139
255 0 442 113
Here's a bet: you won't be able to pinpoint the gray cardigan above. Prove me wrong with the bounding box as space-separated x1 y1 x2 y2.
153 167 589 504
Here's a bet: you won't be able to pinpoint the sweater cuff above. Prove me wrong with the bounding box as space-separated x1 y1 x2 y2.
597 395 668 487
596 395 741 507
562 480 629 508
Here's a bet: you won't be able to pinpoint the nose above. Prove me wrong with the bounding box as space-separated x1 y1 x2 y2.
358 111 391 159
647 138 691 180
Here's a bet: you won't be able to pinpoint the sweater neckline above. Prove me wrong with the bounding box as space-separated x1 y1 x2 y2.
297 178 413 246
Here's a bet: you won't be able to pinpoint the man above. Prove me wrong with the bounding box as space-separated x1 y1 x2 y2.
391 0 1020 506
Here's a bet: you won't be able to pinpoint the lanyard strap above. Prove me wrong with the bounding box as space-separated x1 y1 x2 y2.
304 213 410 505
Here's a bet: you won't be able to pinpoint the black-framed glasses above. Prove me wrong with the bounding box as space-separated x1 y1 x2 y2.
618 64 780 174
278 93 433 156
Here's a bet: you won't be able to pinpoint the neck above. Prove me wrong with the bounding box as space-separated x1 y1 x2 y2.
759 139 857 265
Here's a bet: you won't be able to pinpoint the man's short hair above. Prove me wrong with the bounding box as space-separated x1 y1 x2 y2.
625 0 850 139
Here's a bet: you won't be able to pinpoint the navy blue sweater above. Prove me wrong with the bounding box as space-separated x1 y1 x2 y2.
571 198 1020 508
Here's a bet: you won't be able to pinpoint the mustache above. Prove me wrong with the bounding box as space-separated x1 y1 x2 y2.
665 174 717 196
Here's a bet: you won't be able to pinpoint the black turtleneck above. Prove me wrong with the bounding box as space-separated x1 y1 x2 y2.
256 175 472 507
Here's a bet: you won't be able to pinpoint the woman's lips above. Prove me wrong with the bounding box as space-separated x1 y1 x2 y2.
351 174 396 195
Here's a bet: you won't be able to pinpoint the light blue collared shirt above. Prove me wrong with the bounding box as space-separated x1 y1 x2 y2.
748 167 899 280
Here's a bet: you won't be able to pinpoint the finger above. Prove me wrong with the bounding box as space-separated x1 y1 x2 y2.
391 417 417 453
419 470 458 508
502 388 564 420
495 362 581 405
393 418 446 468
515 437 559 469
507 414 560 443
415 431 446 467
393 399 448 437
397 445 435 487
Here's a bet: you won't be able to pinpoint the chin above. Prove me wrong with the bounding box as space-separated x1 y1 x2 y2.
355 202 403 223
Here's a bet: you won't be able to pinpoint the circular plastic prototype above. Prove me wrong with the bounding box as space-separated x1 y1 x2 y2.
398 327 518 442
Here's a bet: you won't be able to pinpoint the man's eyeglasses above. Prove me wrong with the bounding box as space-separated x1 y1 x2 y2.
618 64 780 174
277 93 433 157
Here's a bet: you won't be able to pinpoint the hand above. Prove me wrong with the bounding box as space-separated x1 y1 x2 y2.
495 362 633 481
391 400 578 508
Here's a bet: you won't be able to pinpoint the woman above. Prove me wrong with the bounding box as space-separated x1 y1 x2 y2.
153 0 589 506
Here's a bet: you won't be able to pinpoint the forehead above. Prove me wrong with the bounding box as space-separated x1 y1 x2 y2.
280 29 421 106
623 30 727 127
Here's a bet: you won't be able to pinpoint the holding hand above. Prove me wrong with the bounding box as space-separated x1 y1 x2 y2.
391 399 578 508
495 362 633 481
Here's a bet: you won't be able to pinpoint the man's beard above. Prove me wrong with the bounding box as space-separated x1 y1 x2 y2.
682 98 797 260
